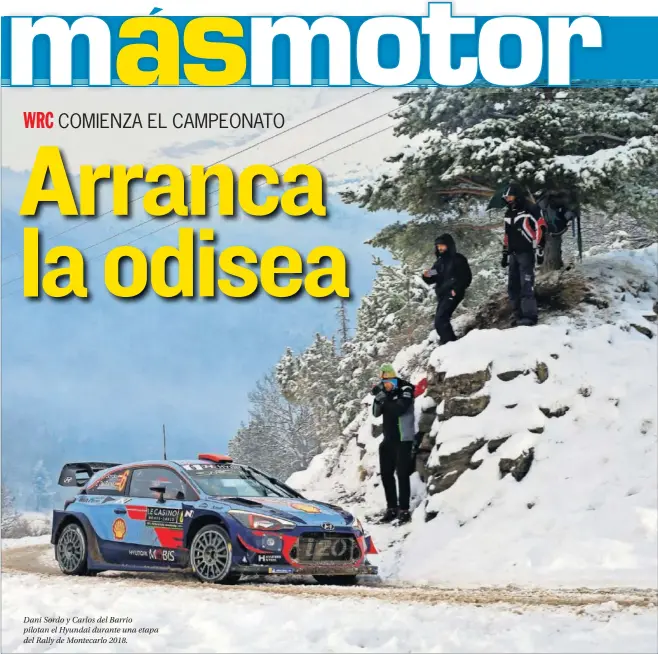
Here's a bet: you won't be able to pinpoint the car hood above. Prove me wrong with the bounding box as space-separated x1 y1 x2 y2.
211 496 356 527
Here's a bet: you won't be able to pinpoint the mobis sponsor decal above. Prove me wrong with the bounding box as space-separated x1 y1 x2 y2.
145 507 184 529
149 548 176 563
128 548 176 562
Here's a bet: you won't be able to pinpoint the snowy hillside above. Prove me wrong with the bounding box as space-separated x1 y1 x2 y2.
289 245 658 589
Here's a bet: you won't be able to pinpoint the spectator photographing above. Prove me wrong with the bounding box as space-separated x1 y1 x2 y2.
371 364 415 525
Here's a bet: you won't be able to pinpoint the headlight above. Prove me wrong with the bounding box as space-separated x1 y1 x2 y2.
228 510 295 531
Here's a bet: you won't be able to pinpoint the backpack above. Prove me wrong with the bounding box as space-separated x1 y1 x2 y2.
536 189 583 260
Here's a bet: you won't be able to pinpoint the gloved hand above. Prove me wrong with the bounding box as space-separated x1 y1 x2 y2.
501 251 509 268
535 247 545 266
371 383 387 403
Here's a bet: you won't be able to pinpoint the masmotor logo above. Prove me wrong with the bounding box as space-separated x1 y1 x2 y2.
5 11 604 88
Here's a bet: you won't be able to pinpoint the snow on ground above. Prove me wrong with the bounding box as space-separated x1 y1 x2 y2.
2 572 657 654
290 245 658 589
2 536 50 551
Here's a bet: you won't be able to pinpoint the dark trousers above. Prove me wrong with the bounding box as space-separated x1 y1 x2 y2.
379 439 413 511
508 252 537 321
434 294 462 344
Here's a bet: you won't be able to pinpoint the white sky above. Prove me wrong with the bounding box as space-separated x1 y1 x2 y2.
1 87 402 176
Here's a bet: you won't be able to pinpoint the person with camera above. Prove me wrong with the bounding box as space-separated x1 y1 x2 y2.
371 364 415 525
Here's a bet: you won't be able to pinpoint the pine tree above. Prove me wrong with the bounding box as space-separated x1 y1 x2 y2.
32 460 54 512
1 484 20 537
228 372 318 479
342 87 658 270
335 299 351 351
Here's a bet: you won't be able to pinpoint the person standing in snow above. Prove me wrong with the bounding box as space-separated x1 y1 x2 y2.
371 364 415 525
501 180 548 326
422 234 472 345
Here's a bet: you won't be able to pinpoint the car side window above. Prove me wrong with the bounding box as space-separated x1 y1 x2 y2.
128 467 191 501
86 469 130 496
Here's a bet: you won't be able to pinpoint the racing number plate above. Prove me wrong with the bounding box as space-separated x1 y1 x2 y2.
297 534 357 563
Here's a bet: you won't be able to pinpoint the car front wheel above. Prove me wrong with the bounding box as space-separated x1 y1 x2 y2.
55 522 89 575
190 525 236 583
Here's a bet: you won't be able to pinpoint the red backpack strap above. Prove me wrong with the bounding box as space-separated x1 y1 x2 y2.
414 377 428 397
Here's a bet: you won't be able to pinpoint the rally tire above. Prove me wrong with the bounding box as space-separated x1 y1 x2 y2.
55 522 90 576
190 524 235 584
313 574 359 586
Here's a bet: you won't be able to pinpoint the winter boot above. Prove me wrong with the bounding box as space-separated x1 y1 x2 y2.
396 509 411 525
517 316 537 327
378 508 398 524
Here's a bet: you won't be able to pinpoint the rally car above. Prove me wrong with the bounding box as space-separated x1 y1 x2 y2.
51 454 378 585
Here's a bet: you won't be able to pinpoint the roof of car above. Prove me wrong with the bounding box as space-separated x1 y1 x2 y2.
90 459 240 475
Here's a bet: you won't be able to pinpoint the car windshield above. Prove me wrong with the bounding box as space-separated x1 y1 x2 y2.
182 463 294 498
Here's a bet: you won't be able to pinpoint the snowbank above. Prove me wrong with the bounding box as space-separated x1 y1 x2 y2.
291 245 658 589
3 573 656 653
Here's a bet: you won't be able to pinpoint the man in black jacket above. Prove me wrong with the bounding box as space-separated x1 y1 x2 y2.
501 181 548 326
372 364 415 525
422 234 472 344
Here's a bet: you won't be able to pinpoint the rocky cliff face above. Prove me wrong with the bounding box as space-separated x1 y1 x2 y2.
289 245 658 588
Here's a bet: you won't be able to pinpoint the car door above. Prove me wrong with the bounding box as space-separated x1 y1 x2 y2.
79 468 132 544
123 466 193 567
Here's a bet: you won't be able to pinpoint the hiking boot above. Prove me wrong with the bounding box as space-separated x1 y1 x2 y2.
378 508 398 524
396 510 411 525
517 317 538 327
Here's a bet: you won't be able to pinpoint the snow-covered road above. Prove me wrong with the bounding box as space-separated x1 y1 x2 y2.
2 542 657 653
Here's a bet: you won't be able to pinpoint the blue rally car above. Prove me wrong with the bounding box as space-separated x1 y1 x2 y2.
52 453 378 585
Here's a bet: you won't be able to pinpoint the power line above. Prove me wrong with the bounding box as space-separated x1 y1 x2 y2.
91 123 395 259
1 87 383 262
1 122 395 300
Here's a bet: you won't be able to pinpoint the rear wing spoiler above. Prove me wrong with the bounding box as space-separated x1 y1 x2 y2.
58 462 120 487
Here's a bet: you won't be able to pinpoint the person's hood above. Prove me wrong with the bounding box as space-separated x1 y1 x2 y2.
504 180 526 198
503 180 529 210
434 233 456 256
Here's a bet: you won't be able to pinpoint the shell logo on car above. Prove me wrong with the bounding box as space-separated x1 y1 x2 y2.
112 518 126 540
290 502 321 514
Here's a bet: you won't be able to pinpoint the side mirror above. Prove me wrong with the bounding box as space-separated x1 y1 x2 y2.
150 485 167 504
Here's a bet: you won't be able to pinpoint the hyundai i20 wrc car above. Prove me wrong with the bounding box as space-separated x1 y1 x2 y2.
52 454 378 585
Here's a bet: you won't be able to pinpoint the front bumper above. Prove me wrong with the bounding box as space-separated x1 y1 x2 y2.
233 562 378 576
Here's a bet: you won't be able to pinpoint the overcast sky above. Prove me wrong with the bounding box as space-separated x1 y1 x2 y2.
1 84 409 496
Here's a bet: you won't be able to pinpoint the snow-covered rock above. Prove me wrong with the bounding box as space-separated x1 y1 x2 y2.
288 245 658 589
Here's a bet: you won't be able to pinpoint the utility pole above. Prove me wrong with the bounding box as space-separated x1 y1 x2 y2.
162 424 167 460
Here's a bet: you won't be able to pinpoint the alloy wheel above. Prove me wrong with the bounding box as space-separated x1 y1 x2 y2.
191 527 231 582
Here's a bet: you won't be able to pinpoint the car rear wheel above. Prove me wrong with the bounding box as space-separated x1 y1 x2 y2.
190 525 235 583
313 574 358 586
55 522 89 575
